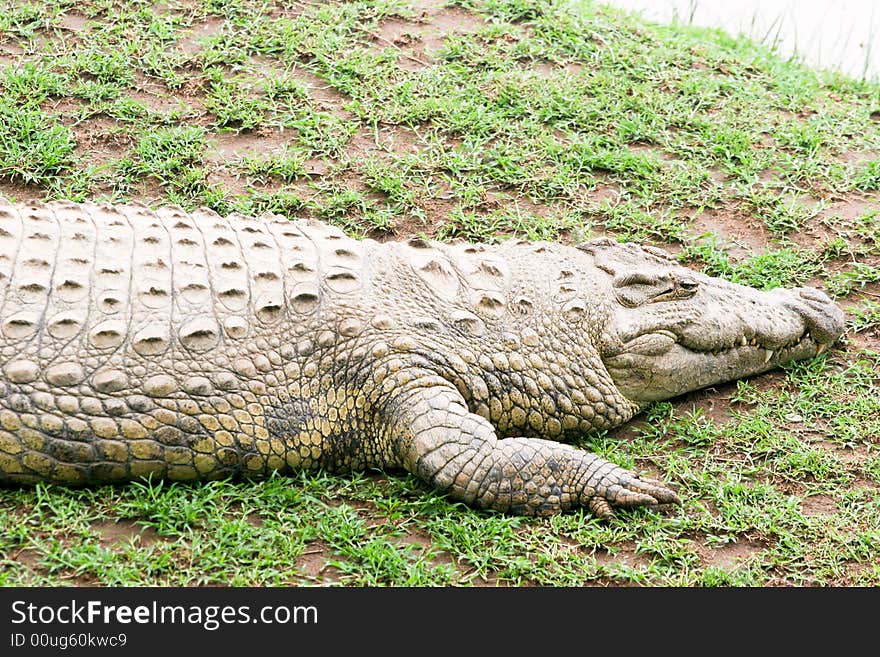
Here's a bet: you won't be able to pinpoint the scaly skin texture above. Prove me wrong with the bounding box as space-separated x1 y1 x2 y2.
0 200 845 517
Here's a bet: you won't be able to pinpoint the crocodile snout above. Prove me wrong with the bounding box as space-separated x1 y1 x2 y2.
782 287 845 345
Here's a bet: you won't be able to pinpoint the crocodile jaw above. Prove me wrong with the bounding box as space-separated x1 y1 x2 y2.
601 285 845 404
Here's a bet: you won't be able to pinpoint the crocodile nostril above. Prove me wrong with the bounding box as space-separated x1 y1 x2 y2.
783 291 845 344
798 287 832 304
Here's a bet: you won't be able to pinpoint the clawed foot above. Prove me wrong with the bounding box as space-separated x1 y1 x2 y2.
583 467 681 519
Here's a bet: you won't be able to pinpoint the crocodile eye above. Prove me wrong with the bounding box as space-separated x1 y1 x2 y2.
612 270 700 306
651 276 699 303
677 277 699 297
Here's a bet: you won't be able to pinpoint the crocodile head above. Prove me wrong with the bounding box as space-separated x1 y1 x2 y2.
579 238 845 404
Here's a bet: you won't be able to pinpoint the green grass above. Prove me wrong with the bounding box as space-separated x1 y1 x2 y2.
0 101 76 185
0 0 879 586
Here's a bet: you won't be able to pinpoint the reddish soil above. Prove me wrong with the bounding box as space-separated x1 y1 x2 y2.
177 16 226 56
370 3 484 70
691 207 773 259
294 541 342 584
699 537 767 569
90 518 164 547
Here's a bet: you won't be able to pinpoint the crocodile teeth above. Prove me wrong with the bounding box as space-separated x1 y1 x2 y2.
764 349 774 363
741 336 748 346
816 343 827 355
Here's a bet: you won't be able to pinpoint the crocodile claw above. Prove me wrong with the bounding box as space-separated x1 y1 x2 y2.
585 466 681 519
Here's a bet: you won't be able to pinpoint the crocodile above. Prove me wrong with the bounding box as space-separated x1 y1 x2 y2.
0 199 845 517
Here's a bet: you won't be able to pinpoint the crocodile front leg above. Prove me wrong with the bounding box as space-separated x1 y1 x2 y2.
384 375 680 518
